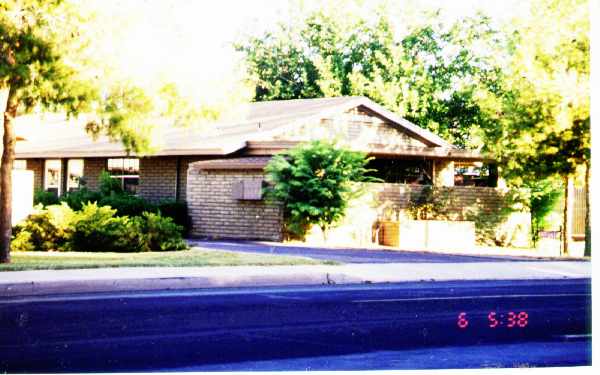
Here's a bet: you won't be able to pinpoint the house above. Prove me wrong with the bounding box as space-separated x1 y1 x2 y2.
12 96 513 243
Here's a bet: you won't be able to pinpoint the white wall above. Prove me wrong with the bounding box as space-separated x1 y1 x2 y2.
11 170 34 224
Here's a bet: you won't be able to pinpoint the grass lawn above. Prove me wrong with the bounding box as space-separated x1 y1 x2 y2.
0 249 334 271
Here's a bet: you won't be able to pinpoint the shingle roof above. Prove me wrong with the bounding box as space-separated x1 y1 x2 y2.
12 96 459 158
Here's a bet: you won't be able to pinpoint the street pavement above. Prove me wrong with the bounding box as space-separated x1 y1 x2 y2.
168 340 591 371
188 239 560 263
0 278 591 372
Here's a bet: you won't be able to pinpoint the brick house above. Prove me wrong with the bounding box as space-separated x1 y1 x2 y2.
13 96 510 243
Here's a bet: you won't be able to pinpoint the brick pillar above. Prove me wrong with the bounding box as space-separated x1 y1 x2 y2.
433 160 455 187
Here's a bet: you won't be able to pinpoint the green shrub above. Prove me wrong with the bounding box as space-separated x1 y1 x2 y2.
135 212 187 251
60 188 103 211
68 203 140 252
34 189 60 206
12 203 76 251
157 200 190 233
99 193 156 217
264 140 380 239
12 202 186 253
99 170 124 196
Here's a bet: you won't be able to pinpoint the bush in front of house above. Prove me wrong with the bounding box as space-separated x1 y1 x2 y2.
98 193 156 217
60 188 103 211
34 189 60 206
68 203 141 252
156 199 190 235
264 140 380 239
41 171 191 233
134 212 187 252
11 202 186 252
12 203 76 252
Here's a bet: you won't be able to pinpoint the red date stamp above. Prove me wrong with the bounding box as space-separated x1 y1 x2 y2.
457 311 528 329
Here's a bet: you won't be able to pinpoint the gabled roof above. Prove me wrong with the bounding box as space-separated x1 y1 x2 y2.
13 96 463 159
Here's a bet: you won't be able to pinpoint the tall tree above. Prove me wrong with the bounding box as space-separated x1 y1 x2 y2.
236 4 503 148
1 0 102 263
477 0 590 255
1 1 217 263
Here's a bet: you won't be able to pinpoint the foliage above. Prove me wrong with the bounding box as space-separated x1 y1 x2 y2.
477 0 590 183
264 140 379 238
99 193 155 217
523 178 563 245
134 212 187 252
406 186 454 220
156 200 190 234
1 1 226 262
12 203 76 252
236 3 503 148
39 171 190 232
11 202 186 252
97 170 122 195
68 203 141 252
60 188 102 211
33 189 60 206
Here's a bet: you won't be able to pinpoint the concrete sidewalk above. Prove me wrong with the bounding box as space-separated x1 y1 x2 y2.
0 261 591 297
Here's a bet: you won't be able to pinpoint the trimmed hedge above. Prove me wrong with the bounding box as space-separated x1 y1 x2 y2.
37 190 191 234
12 202 187 252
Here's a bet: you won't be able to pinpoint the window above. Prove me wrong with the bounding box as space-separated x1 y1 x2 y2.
454 162 489 186
13 160 27 170
44 159 62 195
366 159 433 184
107 158 139 194
67 159 84 191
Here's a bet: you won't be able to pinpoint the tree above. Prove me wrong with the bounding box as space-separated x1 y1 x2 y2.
525 178 563 246
236 4 503 148
1 1 220 263
477 0 590 255
264 140 378 240
1 0 102 263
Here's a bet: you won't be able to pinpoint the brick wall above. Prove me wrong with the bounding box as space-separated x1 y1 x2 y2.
177 156 208 202
187 167 283 241
138 157 178 203
21 156 209 203
359 183 530 247
369 183 521 219
25 159 44 191
82 158 106 191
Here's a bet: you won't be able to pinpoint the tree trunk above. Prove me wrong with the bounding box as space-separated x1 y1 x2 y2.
1 86 17 263
561 175 573 256
321 224 328 244
584 161 591 257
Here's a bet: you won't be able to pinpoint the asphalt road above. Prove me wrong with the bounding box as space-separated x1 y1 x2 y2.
189 240 567 263
0 278 591 372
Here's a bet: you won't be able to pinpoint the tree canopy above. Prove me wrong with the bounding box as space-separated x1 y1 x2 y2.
476 0 590 184
236 4 503 148
0 0 231 262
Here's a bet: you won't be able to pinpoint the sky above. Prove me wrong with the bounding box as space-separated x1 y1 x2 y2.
86 0 526 104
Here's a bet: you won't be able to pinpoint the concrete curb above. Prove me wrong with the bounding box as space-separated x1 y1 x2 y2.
0 261 591 297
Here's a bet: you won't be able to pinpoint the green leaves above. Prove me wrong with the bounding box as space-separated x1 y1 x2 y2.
236 4 502 148
479 0 590 184
264 140 379 238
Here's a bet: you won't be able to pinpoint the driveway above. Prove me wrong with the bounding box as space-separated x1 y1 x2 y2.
187 240 567 264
